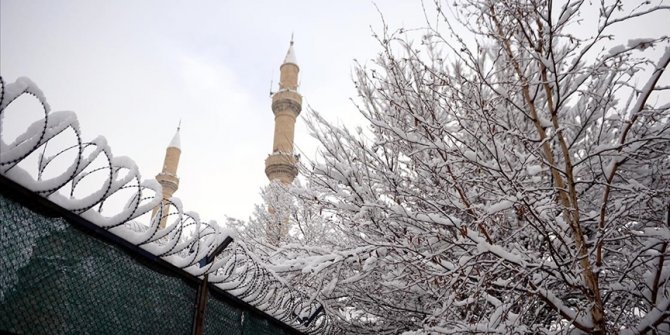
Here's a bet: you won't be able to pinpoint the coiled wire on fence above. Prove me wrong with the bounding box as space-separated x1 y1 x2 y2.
0 76 331 334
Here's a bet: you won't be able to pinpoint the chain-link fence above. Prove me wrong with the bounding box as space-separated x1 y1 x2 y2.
0 183 300 335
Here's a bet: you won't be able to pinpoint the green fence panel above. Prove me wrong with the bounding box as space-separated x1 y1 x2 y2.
0 191 301 335
204 293 243 335
244 312 292 335
0 193 196 335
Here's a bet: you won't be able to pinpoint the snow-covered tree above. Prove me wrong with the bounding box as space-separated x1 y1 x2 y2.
267 1 670 334
231 180 345 252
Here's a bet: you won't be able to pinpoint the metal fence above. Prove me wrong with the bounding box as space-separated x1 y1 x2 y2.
0 76 330 334
0 177 297 335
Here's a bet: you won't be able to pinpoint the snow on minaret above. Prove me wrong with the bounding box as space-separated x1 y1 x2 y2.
168 121 181 149
283 35 297 66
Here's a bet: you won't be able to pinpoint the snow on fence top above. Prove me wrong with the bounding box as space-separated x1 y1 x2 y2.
0 76 331 334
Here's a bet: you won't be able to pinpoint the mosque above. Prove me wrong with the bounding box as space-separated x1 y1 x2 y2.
152 40 302 244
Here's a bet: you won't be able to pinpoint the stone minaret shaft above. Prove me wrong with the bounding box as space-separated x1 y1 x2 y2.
153 126 181 228
264 40 302 246
265 40 302 184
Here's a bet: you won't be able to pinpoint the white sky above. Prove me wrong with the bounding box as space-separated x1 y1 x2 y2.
1 0 428 221
2 1 667 223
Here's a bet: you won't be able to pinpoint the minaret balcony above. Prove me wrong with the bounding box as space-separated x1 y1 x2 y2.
271 90 302 115
265 152 299 183
156 172 179 194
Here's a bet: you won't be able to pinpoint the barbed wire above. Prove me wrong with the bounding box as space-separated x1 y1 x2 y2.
0 76 332 334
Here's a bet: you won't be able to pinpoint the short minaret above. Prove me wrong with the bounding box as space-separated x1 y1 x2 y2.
153 125 181 228
265 39 302 184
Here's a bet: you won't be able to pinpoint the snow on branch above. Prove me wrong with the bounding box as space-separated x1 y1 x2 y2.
264 1 670 334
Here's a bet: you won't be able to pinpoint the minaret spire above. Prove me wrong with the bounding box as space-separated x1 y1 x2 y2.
153 123 182 228
169 122 181 149
282 36 298 68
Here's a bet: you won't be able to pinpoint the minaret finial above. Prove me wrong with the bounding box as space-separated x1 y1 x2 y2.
169 121 181 149
290 33 294 46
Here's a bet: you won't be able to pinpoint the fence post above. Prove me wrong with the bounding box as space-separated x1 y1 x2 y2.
191 236 234 335
192 274 209 335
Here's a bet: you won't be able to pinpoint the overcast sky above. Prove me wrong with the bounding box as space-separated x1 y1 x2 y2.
1 0 430 221
2 1 667 223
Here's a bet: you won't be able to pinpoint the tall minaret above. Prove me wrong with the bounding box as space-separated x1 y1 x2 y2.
265 38 302 184
153 125 181 228
264 39 302 246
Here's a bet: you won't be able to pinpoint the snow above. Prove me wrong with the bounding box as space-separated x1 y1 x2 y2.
607 45 626 56
0 76 50 112
620 297 670 335
525 165 542 176
628 46 670 117
322 276 338 295
487 197 516 214
592 143 617 153
463 150 477 161
168 129 181 149
640 226 670 239
3 167 39 191
538 116 553 128
603 154 626 177
283 42 298 66
555 2 577 27
537 288 594 329
362 255 377 271
1 77 306 328
627 38 656 51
